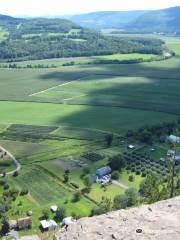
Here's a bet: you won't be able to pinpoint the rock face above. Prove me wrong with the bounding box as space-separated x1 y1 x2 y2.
56 196 180 240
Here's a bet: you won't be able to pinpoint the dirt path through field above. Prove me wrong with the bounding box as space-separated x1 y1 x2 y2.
112 180 129 190
0 145 21 177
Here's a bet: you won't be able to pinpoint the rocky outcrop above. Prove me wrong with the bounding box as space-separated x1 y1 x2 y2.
56 196 180 240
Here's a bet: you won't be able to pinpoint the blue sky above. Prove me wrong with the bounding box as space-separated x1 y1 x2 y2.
0 0 179 16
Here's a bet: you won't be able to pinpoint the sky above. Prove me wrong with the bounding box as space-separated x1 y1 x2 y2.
0 0 179 17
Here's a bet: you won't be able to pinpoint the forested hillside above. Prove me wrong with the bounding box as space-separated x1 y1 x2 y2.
0 15 165 61
70 10 147 29
128 7 180 33
70 6 180 34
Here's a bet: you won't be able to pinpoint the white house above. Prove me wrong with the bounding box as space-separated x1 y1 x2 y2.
40 220 57 231
168 135 180 143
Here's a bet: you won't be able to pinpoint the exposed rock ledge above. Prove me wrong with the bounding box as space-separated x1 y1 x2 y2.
56 196 180 240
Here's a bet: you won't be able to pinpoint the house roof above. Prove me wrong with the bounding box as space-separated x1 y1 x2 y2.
169 135 180 143
51 205 58 212
40 219 57 229
40 220 50 229
17 217 31 227
96 166 112 176
63 217 73 225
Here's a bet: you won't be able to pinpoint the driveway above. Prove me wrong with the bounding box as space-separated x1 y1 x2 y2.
112 180 129 190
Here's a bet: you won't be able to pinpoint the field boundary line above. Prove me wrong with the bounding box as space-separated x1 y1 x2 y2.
29 81 76 96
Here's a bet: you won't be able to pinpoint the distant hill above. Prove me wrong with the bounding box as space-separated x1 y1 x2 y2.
70 11 147 29
70 7 180 34
127 7 180 33
0 14 165 61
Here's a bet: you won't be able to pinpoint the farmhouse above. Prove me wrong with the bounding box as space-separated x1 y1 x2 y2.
96 166 112 178
40 219 57 231
168 135 180 143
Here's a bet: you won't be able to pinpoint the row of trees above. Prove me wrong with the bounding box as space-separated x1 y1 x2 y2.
126 119 180 144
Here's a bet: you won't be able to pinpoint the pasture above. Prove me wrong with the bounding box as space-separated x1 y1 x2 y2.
0 101 177 134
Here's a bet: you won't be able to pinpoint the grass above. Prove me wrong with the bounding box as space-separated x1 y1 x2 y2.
118 170 144 190
136 146 167 161
88 183 124 203
0 101 178 134
95 53 156 60
0 139 47 158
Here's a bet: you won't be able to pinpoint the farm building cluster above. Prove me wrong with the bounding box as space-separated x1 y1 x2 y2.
94 166 112 185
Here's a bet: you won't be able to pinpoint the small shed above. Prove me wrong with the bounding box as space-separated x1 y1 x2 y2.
50 205 58 212
17 217 32 230
62 217 73 226
96 166 112 178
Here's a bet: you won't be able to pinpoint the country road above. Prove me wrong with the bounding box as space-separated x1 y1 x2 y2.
112 180 129 190
0 145 21 177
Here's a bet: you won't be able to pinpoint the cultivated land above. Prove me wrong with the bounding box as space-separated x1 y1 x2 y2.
0 35 180 236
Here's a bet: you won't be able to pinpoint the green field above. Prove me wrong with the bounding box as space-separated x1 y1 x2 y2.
0 101 177 134
0 35 180 235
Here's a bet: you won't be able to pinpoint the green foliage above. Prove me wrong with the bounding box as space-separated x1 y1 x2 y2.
125 188 138 206
91 197 112 216
56 206 66 222
109 154 125 171
105 134 114 147
41 208 49 220
114 194 129 209
111 171 119 180
72 191 82 202
139 173 161 203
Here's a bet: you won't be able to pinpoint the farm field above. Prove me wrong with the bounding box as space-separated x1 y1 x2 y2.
2 53 157 68
0 101 178 134
0 35 180 236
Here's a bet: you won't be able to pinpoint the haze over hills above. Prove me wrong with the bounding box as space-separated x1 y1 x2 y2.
70 6 180 33
70 10 147 29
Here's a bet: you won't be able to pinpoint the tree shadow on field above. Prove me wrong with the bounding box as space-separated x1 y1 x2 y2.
39 58 180 134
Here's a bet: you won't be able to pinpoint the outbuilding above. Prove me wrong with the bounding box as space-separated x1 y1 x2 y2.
40 219 57 231
96 166 112 178
168 135 180 143
50 205 58 212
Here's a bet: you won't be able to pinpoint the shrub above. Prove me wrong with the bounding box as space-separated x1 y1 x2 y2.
128 175 134 182
136 170 141 175
111 171 119 180
72 191 81 202
20 188 29 196
114 195 129 209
